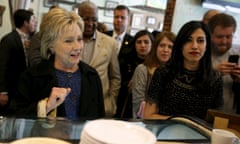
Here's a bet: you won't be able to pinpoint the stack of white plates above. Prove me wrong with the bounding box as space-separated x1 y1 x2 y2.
80 119 156 144
10 137 70 144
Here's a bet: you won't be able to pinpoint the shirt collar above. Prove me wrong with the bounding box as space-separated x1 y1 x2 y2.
16 28 29 39
84 31 97 42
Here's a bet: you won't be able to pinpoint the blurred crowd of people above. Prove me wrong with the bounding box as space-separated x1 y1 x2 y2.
0 2 239 121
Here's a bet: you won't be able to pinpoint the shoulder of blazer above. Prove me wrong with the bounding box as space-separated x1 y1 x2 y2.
124 33 133 40
96 31 115 44
0 30 23 49
104 30 113 36
1 30 20 42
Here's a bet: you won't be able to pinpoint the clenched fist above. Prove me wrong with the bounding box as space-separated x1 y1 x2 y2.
46 87 71 113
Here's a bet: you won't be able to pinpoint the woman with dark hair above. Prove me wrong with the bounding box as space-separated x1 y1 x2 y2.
144 21 223 120
116 30 154 118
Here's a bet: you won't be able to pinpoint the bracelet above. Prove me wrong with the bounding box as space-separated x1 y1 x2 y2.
37 98 48 118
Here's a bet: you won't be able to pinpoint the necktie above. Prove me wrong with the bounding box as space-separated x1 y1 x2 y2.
115 35 121 53
115 35 121 41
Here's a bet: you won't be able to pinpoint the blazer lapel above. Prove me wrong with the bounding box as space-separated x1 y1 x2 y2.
89 31 102 65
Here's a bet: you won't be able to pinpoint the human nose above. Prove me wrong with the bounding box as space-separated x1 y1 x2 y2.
74 40 82 49
140 41 145 46
221 37 228 44
191 40 198 49
162 45 170 51
141 42 148 48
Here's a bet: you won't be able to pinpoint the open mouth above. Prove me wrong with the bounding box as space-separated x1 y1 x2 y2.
70 53 80 58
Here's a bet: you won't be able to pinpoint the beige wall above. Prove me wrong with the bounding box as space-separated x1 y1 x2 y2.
0 0 13 38
0 0 45 38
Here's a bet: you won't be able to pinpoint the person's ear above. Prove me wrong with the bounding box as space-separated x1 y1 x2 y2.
23 20 29 27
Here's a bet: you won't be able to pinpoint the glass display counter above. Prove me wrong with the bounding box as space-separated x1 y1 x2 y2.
0 116 211 144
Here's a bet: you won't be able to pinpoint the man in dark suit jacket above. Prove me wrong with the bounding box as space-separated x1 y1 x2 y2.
0 9 37 115
105 5 134 118
105 5 133 57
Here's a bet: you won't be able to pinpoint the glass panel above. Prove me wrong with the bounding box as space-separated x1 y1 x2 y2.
0 117 210 143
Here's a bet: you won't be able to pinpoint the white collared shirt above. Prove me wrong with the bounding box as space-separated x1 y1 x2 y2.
16 28 29 66
82 32 97 64
113 31 126 54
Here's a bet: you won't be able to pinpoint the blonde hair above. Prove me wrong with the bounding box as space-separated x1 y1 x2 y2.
39 8 84 59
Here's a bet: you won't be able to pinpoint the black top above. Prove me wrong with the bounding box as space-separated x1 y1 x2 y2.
147 67 223 119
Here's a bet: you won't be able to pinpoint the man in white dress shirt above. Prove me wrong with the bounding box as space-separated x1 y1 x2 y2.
105 5 134 118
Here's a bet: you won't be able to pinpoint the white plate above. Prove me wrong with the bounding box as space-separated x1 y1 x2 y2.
10 137 70 144
82 119 156 144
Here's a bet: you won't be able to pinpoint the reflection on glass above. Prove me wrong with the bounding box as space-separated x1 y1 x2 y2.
0 117 210 143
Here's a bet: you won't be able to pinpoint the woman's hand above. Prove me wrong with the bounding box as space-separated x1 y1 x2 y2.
46 87 71 113
143 102 169 120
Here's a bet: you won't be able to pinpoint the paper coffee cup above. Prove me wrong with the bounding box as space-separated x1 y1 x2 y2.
211 129 239 144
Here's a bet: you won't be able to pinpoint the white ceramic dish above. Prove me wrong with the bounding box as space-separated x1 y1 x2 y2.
81 119 156 144
10 137 70 144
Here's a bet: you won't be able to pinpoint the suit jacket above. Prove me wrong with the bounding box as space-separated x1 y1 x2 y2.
105 31 135 118
104 30 133 59
82 31 121 116
0 30 27 102
9 58 105 118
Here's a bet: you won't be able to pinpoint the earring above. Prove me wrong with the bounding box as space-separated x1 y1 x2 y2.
49 48 55 54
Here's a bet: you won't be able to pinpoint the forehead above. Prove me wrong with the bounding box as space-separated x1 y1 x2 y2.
59 23 81 36
213 26 234 35
114 9 128 15
206 11 219 19
190 28 205 37
79 7 97 17
160 37 173 43
137 34 151 40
